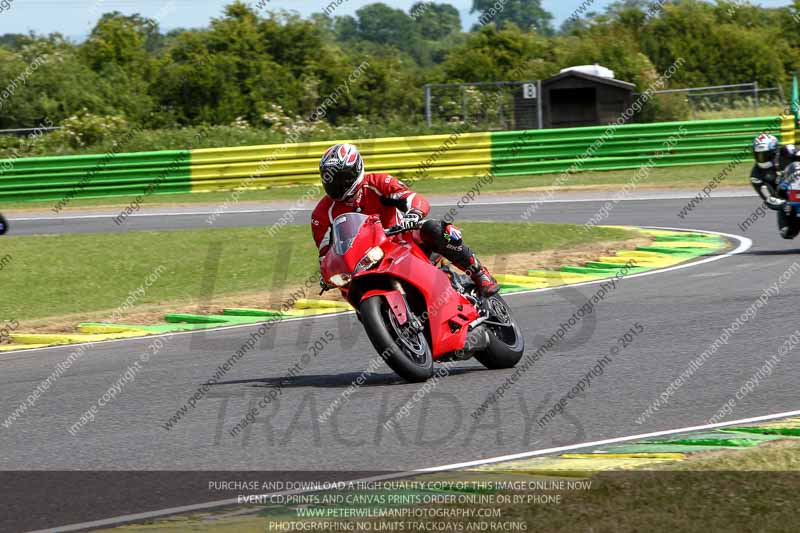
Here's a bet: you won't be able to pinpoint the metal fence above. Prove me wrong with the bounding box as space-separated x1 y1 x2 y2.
423 81 542 130
636 83 784 120
0 127 61 136
425 79 786 130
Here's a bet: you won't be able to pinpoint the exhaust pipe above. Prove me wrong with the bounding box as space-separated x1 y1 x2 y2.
464 326 490 353
438 326 490 362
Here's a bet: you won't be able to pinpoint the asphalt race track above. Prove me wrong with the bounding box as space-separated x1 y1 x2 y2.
3 190 800 531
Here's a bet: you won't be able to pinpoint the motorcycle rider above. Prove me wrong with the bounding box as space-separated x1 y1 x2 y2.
749 133 800 238
311 143 500 296
775 161 800 239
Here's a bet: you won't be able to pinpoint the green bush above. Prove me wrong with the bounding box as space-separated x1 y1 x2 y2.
2 0 798 158
43 110 129 149
637 93 691 123
0 117 488 159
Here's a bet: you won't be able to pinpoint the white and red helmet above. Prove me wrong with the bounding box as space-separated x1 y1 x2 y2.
753 133 778 169
319 143 364 200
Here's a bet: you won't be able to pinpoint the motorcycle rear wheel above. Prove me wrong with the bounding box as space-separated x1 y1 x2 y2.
360 296 434 383
474 295 525 369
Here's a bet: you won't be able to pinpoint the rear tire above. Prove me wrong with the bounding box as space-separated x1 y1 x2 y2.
360 296 433 383
474 295 525 369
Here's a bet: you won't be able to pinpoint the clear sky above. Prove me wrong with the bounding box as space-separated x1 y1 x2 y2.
0 0 792 40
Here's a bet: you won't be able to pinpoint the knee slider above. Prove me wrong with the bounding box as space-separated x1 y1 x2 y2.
420 219 443 246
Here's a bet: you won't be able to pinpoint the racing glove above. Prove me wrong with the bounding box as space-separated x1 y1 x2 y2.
766 196 786 210
319 275 332 294
400 209 424 230
761 185 786 210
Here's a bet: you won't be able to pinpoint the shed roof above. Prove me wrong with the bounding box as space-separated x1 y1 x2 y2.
542 70 635 91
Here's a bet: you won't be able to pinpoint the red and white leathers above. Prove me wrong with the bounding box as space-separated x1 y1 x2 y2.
311 172 430 257
311 171 499 296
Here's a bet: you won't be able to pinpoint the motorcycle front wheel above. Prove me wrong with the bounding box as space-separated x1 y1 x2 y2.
360 296 433 383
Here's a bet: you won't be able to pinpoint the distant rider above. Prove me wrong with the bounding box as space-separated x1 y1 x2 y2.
311 143 499 296
749 134 800 238
776 161 800 240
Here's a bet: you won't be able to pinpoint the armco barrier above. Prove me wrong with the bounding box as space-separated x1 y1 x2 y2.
188 131 493 192
490 115 794 176
0 150 191 202
0 116 793 202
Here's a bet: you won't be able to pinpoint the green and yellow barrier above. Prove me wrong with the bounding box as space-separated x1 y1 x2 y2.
0 150 191 202
0 116 792 202
188 131 493 193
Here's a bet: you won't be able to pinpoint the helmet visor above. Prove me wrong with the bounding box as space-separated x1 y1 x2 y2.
321 165 360 200
755 150 775 164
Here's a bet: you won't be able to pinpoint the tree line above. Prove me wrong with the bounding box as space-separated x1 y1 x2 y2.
0 0 797 152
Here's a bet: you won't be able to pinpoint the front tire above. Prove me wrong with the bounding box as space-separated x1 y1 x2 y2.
474 295 525 369
360 296 433 383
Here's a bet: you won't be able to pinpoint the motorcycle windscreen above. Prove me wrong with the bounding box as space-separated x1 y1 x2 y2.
331 212 369 255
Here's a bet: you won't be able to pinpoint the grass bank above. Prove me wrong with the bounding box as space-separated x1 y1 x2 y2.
1 222 639 323
457 440 800 532
90 440 800 533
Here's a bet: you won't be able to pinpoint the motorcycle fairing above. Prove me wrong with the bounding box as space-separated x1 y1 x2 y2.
361 288 408 326
354 241 478 358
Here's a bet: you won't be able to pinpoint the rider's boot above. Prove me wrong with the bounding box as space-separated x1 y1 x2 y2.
778 208 800 239
463 254 500 297
444 245 499 297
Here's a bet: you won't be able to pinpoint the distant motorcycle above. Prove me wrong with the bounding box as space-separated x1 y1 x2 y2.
778 163 800 239
0 213 7 235
320 212 525 382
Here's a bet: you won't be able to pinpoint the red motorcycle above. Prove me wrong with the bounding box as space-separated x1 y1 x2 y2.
320 212 525 382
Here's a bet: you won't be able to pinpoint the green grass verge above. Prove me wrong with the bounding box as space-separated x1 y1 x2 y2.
309 441 800 533
90 441 800 533
0 161 752 211
662 440 800 471
460 441 800 532
1 222 637 322
694 105 785 121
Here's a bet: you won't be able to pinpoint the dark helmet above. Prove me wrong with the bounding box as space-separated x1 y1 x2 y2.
319 143 364 200
752 133 778 169
784 161 800 180
778 144 798 171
